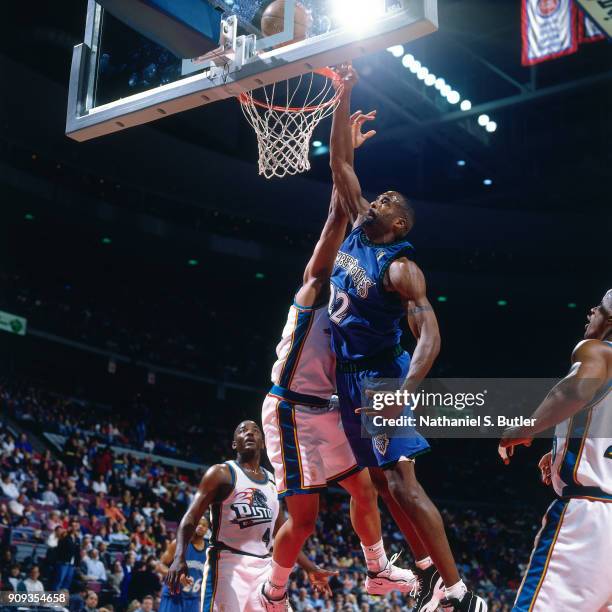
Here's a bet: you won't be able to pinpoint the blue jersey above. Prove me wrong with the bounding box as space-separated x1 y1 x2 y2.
329 226 414 361
161 541 207 601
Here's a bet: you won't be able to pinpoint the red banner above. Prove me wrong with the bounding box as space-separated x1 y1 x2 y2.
522 0 579 66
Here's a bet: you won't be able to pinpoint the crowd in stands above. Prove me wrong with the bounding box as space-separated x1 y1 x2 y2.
1 380 231 465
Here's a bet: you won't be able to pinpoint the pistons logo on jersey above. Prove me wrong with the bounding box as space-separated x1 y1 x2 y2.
230 488 273 529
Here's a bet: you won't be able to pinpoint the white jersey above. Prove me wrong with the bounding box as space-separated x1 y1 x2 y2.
209 460 279 557
552 341 612 500
271 302 336 400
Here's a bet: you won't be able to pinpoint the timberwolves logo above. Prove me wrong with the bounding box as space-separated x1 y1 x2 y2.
374 434 389 456
230 488 273 529
537 0 560 17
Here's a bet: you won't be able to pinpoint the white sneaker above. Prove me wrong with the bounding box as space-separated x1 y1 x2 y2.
365 552 420 595
258 583 292 611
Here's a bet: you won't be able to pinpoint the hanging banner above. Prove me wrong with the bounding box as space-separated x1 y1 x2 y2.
575 0 612 40
0 310 27 336
579 9 606 43
522 0 579 66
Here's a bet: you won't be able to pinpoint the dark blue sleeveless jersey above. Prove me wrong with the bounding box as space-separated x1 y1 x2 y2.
161 541 207 600
329 226 414 361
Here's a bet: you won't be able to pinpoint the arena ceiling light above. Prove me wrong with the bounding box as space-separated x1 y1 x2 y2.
389 53 499 135
457 160 466 166
312 140 323 148
483 179 493 186
387 45 405 58
446 90 460 104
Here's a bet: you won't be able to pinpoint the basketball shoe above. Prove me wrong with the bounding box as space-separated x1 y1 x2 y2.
258 584 292 611
441 590 488 611
414 565 445 612
365 552 420 595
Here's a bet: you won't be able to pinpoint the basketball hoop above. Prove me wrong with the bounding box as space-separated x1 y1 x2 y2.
239 68 343 179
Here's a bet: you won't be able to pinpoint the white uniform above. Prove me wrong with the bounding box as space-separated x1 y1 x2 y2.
201 460 279 612
262 301 358 497
514 343 612 612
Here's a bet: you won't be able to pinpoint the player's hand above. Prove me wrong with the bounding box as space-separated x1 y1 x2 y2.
307 567 338 597
498 426 533 465
355 389 405 420
165 558 188 595
538 451 552 486
351 110 377 149
333 63 358 92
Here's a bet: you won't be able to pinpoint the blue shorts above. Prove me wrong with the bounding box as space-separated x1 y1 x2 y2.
159 595 200 612
336 351 430 468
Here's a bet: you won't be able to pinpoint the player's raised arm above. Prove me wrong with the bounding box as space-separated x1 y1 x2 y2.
499 339 610 460
390 259 441 395
330 65 370 224
166 464 231 593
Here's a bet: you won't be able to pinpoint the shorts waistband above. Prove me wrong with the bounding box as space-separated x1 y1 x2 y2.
210 542 271 558
560 485 612 502
269 385 330 408
337 344 405 373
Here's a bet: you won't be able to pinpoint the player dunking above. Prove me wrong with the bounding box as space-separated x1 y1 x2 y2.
166 421 335 611
329 65 487 612
158 517 208 612
500 289 612 611
260 112 418 610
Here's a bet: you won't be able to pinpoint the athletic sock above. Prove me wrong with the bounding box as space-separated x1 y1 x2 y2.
361 539 389 574
445 580 467 602
415 556 433 571
263 560 292 600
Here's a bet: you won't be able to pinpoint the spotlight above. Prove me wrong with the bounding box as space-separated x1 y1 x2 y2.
424 74 436 86
440 84 452 97
312 140 323 148
497 300 508 307
409 60 421 74
332 0 386 33
447 91 460 104
387 45 404 57
416 66 428 80
460 100 472 111
478 114 490 126
457 160 466 167
401 54 414 69
483 179 493 186
486 121 497 133
434 78 445 90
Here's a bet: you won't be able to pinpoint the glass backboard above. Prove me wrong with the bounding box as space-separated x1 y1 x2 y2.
67 0 437 141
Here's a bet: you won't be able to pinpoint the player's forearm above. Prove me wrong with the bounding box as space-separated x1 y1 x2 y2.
297 551 319 573
519 376 601 436
330 90 354 169
174 514 197 561
401 332 440 394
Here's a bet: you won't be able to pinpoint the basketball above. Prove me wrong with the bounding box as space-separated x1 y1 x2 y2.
261 0 311 45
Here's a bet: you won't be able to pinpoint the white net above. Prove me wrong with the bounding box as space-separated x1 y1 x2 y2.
239 69 343 179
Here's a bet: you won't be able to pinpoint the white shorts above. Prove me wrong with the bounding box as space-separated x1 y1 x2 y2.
514 498 612 611
262 392 359 498
201 548 271 612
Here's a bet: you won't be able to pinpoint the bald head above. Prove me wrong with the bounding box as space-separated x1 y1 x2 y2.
602 289 612 314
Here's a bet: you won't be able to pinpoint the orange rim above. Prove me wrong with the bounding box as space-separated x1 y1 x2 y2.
238 67 343 113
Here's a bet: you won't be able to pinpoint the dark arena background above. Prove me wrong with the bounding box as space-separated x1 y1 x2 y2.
0 1 611 611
